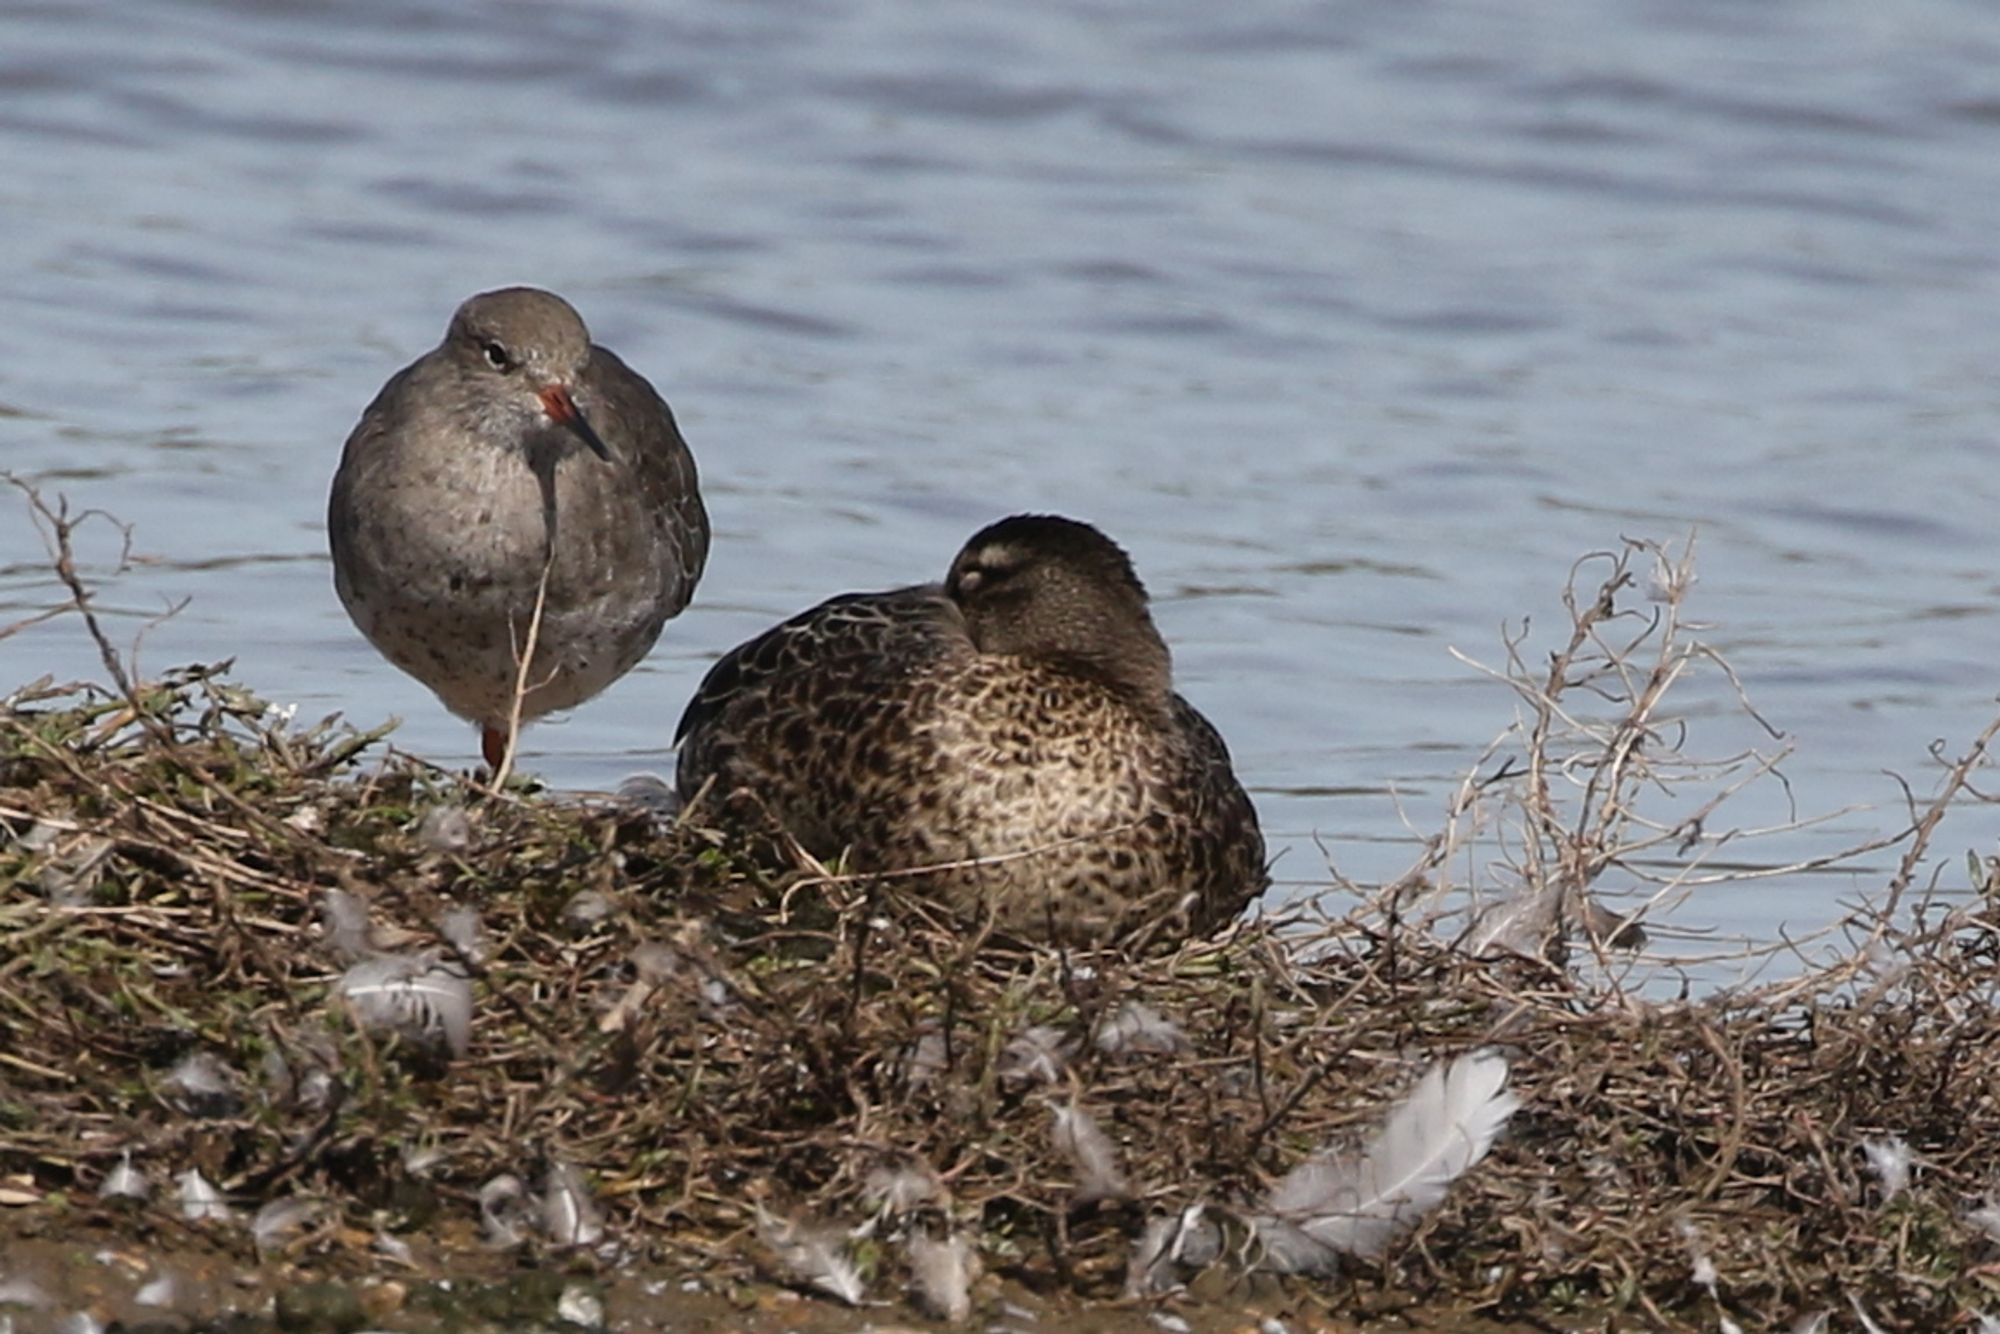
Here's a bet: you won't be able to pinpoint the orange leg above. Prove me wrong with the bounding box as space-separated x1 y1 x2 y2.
481 726 507 772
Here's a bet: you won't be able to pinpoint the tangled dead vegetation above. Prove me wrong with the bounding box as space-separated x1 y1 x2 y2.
2 495 1999 1330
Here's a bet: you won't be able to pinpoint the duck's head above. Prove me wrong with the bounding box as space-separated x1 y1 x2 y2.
945 514 1172 707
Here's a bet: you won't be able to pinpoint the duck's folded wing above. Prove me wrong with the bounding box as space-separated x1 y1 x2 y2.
673 583 962 745
1171 692 1270 900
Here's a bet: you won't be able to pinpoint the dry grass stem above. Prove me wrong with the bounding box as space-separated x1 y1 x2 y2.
492 549 559 788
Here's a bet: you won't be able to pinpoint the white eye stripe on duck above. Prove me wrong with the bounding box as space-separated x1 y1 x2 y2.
964 549 1026 580
955 560 1026 599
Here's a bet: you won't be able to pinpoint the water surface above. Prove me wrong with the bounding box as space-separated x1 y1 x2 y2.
4 0 1998 975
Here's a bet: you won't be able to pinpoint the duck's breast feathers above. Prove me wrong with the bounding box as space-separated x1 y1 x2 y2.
673 583 966 744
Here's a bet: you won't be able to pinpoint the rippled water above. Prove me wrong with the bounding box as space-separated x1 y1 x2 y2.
4 0 1998 969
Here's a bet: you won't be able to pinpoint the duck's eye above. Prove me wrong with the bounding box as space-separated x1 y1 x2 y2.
954 558 1018 599
481 340 512 371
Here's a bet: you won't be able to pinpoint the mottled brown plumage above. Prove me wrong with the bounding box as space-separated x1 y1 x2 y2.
675 515 1266 946
329 287 709 766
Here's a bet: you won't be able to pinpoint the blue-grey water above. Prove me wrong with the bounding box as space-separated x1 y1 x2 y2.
3 0 1997 973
